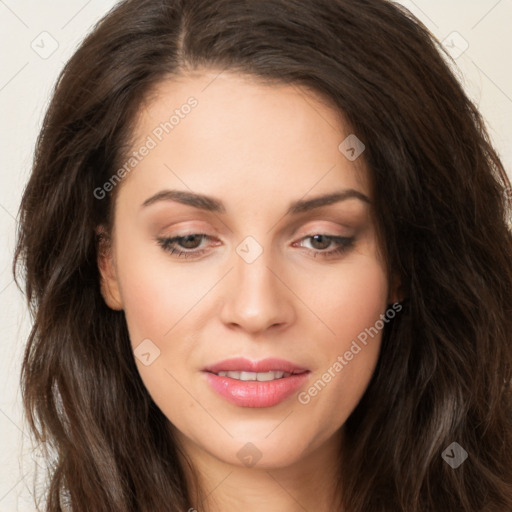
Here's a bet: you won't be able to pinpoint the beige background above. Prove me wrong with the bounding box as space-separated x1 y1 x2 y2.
1 0 511 509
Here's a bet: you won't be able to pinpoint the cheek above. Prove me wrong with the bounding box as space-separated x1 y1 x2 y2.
310 254 389 343
114 232 202 344
113 234 213 402
114 246 199 411
301 256 389 411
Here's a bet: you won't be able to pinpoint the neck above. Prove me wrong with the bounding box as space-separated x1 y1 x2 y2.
176 428 345 512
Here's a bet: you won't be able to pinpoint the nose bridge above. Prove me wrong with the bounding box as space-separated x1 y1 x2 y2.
219 238 294 333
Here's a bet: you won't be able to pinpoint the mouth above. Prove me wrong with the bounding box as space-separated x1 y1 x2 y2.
202 357 311 408
212 369 306 381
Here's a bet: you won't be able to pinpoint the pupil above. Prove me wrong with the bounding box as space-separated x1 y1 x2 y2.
311 235 330 250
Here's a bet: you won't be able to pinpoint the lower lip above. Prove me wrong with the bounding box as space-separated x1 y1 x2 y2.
204 371 310 408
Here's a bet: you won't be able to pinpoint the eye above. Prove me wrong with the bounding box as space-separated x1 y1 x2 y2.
294 234 355 258
156 234 214 258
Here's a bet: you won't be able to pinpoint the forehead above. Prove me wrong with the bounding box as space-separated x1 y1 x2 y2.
116 70 370 212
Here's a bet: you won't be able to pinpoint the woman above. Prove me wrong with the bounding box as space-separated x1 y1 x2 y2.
13 0 512 510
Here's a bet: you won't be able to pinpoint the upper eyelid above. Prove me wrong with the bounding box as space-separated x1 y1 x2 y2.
150 206 365 233
159 220 355 239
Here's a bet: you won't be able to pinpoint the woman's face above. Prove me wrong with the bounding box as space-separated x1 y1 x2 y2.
99 71 398 469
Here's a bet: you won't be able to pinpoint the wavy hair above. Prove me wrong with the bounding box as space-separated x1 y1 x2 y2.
13 0 512 510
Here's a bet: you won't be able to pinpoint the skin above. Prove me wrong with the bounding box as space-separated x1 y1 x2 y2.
98 70 401 512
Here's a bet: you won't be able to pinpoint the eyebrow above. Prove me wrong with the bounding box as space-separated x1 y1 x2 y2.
141 188 370 215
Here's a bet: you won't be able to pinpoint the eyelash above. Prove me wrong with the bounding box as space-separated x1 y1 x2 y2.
156 233 355 260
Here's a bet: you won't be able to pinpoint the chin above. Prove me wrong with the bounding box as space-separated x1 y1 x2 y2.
203 429 314 469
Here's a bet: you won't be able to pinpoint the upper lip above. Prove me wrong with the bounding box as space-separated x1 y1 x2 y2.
203 357 309 374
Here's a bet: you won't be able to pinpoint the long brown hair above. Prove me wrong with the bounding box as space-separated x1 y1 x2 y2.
13 0 512 510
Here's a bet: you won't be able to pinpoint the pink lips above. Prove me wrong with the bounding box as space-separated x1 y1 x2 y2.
203 357 310 408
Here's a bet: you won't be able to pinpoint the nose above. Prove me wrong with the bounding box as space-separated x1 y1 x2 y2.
219 248 296 334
